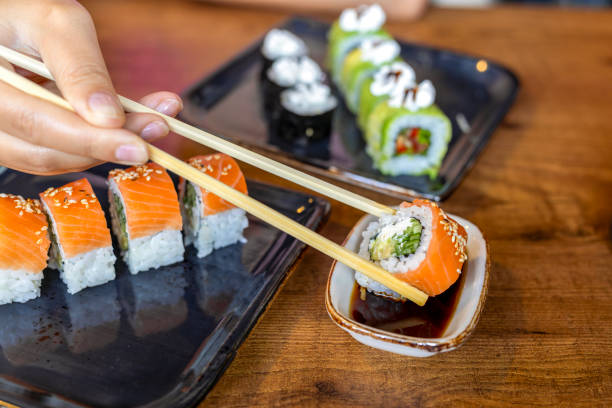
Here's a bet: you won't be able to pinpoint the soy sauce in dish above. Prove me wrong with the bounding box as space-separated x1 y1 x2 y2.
349 272 465 338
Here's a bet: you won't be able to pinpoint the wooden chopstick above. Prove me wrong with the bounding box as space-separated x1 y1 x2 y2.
0 45 394 218
0 65 428 305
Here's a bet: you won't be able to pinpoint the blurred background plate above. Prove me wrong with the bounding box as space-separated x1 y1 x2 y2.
180 17 519 201
0 164 329 408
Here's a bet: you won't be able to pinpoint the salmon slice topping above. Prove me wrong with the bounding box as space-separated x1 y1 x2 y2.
186 154 248 216
396 199 468 296
40 178 111 259
109 162 182 239
0 194 50 273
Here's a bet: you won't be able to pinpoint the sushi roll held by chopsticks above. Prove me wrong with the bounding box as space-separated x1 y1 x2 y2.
357 199 467 301
108 163 185 274
40 179 116 294
0 194 50 304
179 154 249 258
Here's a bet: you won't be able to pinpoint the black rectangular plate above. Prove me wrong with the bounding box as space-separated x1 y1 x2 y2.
0 164 329 408
180 17 519 201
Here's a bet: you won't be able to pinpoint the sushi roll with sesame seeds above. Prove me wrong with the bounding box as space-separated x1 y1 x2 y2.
0 194 51 304
356 199 468 301
39 178 116 294
108 162 184 275
179 153 249 258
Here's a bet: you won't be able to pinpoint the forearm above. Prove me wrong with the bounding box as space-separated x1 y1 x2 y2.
203 0 428 21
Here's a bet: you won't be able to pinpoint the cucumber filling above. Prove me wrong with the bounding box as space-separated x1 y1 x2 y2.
113 194 129 251
395 127 431 156
45 212 63 268
183 182 197 231
369 217 423 261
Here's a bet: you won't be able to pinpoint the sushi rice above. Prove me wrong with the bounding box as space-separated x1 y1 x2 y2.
356 204 433 300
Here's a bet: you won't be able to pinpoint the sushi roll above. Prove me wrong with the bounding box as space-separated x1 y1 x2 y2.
365 80 451 178
108 163 184 275
278 82 338 141
261 28 308 72
40 178 116 294
0 194 50 304
356 199 467 301
327 4 390 83
357 61 415 128
261 56 325 120
339 38 401 111
179 153 249 258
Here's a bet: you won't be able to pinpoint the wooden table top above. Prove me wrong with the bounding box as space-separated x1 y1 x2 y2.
80 1 612 406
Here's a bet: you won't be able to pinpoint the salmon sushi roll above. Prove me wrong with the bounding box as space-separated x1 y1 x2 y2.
179 153 249 258
0 194 50 304
356 199 468 300
40 178 116 294
108 163 184 274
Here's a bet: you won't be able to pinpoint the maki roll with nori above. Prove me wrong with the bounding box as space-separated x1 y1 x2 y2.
278 82 338 141
357 61 415 128
261 56 324 120
328 4 390 83
365 80 451 178
261 29 307 72
339 38 401 112
356 200 467 301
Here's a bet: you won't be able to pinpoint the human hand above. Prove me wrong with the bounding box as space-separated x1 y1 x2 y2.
0 0 183 175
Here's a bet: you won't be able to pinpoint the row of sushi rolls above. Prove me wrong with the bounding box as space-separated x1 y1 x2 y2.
260 3 451 179
261 4 466 301
0 153 248 305
0 4 466 310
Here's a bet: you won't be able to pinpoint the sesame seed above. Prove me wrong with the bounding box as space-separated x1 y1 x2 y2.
19 210 23 216
41 226 48 231
36 239 42 245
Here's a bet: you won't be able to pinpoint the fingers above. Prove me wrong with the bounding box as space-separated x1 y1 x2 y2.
0 80 148 165
124 92 183 141
137 91 184 117
0 130 101 175
33 1 125 128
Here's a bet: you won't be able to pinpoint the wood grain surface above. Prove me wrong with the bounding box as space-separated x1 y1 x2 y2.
79 1 612 406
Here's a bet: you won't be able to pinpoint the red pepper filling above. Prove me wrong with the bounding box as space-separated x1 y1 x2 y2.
395 128 430 155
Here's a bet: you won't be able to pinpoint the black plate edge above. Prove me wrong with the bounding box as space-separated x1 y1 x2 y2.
179 16 521 202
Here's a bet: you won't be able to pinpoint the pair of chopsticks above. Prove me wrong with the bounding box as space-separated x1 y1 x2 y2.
0 46 428 306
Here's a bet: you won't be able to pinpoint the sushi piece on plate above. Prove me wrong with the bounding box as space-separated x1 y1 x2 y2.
108 163 184 274
261 56 324 120
328 4 390 83
0 194 50 305
261 28 308 72
179 153 249 258
40 178 116 294
356 199 467 300
357 61 415 128
365 80 451 178
339 38 401 111
278 82 338 141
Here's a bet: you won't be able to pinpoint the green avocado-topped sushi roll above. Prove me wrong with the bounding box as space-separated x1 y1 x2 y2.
365 80 451 179
327 4 390 84
339 38 401 112
357 61 415 128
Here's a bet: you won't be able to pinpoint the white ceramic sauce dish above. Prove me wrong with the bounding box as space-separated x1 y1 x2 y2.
326 213 489 357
